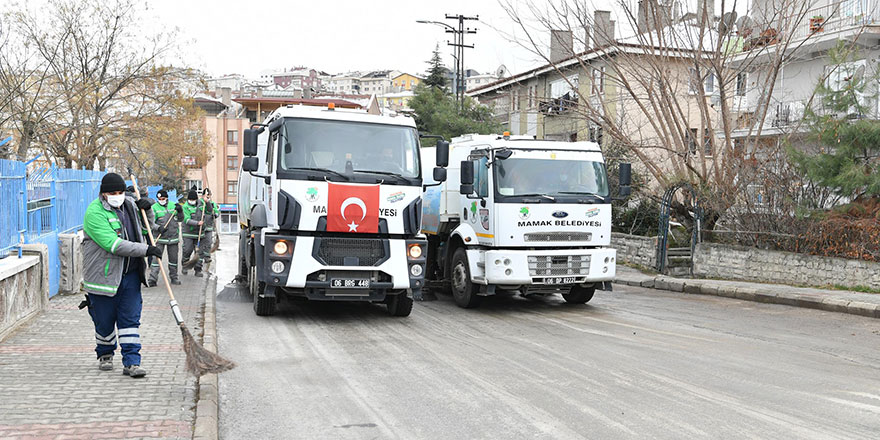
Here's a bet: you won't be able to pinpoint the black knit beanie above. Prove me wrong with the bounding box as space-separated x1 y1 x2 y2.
100 173 126 193
157 190 168 198
187 190 198 201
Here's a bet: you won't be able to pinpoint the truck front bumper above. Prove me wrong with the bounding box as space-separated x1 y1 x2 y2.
261 234 426 298
474 247 617 286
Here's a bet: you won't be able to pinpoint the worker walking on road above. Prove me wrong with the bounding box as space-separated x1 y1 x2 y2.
147 189 183 287
82 173 163 378
181 190 213 277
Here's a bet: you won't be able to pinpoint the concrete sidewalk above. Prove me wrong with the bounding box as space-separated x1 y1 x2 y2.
615 266 880 319
0 273 210 439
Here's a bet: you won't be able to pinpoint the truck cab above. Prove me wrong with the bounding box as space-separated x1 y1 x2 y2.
238 104 448 316
422 133 630 308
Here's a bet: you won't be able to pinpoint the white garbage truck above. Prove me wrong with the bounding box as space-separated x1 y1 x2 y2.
421 133 630 308
237 104 449 316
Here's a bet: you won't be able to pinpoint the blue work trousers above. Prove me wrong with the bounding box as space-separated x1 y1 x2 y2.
88 270 143 366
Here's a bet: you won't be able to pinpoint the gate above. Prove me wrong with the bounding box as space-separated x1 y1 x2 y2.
656 182 703 275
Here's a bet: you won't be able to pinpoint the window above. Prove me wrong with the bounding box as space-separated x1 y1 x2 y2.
550 76 578 99
736 72 747 96
591 67 605 95
588 124 603 145
185 180 203 193
227 181 238 197
227 130 238 145
704 73 715 94
472 155 489 198
227 156 238 170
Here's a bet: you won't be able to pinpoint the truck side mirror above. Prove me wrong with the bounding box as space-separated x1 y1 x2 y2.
618 162 632 197
436 140 450 167
243 129 259 156
459 160 474 195
433 167 447 182
242 156 259 172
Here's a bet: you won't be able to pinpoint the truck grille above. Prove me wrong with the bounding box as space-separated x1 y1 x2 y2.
528 255 591 276
314 238 387 266
524 232 592 242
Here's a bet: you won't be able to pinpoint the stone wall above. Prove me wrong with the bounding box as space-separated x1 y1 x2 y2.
694 242 880 290
0 244 49 342
611 232 658 269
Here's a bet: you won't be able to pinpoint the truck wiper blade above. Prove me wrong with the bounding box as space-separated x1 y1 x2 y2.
555 191 605 198
286 167 349 180
353 169 405 178
515 193 556 201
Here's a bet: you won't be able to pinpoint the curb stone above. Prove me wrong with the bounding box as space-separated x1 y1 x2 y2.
193 275 219 440
614 271 880 319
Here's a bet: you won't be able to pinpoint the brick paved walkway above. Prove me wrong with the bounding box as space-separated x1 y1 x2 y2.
0 273 209 440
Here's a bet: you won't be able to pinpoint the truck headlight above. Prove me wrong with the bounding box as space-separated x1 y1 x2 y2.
410 264 423 277
271 261 285 273
273 240 288 255
408 244 422 259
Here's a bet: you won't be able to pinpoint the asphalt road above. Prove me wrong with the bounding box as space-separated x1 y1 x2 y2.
213 235 880 439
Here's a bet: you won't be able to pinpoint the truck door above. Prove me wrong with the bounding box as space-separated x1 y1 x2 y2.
468 152 494 245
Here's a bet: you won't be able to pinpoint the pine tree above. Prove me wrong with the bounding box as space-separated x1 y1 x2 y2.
790 43 880 200
423 44 449 90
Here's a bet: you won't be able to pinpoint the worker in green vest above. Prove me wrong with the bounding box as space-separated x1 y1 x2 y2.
147 189 182 286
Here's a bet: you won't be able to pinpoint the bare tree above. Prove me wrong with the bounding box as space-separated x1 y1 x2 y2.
0 0 181 168
497 0 852 231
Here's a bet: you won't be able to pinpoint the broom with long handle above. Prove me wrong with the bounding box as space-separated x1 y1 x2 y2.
131 177 235 376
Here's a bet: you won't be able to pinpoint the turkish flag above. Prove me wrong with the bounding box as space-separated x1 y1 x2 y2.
327 182 380 233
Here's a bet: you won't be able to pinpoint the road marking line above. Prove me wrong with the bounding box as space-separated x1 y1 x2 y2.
825 396 880 414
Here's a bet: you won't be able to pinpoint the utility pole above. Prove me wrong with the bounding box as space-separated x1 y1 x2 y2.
416 14 478 113
445 14 478 112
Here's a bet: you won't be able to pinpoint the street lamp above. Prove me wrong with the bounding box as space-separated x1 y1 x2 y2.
416 19 459 98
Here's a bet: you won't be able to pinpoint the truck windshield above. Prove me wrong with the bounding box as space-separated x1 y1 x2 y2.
495 156 609 198
278 118 420 180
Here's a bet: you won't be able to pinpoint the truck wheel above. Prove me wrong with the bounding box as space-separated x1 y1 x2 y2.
562 285 595 304
450 248 481 308
250 264 275 316
386 293 413 317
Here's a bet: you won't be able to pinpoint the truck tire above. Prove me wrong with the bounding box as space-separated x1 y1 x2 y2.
386 293 413 317
563 285 595 304
450 248 481 308
250 264 275 316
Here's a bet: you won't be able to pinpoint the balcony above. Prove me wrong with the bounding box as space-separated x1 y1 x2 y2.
734 1 880 58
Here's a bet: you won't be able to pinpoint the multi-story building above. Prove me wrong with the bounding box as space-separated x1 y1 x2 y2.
729 0 880 149
259 67 322 96
378 90 415 111
391 73 423 92
326 72 362 95
359 70 398 95
466 73 500 91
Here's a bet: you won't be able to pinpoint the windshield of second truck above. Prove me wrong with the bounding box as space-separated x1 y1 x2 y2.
278 118 420 179
495 154 609 198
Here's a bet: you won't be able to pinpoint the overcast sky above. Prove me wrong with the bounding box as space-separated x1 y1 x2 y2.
149 0 545 78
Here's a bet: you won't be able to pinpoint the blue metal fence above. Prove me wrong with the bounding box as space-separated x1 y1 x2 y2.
1 159 107 297
0 159 27 258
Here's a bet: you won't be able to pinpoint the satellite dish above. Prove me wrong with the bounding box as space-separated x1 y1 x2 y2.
719 11 737 35
495 65 508 78
735 16 753 35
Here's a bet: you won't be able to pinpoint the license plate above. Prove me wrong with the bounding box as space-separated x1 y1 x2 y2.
545 277 576 285
330 278 371 289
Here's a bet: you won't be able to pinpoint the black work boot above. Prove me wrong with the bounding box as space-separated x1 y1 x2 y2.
194 271 204 278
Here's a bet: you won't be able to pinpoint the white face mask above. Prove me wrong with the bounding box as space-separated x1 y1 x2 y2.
159 199 168 206
188 200 197 206
106 194 125 208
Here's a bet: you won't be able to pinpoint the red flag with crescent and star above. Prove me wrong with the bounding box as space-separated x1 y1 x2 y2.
327 182 380 233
